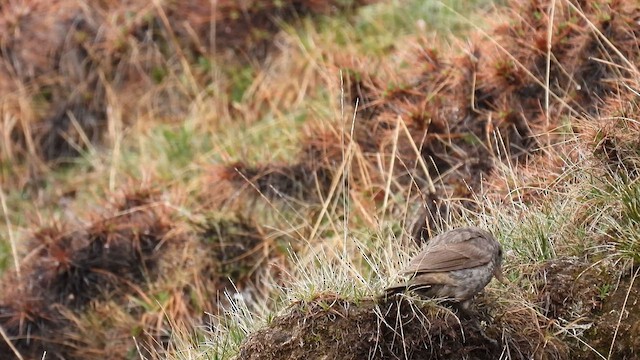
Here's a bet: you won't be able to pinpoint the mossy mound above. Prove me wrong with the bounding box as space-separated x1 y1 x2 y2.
239 256 640 360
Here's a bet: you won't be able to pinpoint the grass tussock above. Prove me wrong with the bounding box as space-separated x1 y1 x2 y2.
0 0 373 167
0 189 177 357
0 187 280 359
239 294 515 360
219 0 640 220
203 0 640 359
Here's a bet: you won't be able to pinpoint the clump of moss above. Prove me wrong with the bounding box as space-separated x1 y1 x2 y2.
238 292 568 360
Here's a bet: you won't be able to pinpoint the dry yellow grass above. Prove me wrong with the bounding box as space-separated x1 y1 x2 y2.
1 0 639 359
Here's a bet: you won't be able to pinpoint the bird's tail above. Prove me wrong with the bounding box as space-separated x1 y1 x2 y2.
384 283 407 295
376 282 408 302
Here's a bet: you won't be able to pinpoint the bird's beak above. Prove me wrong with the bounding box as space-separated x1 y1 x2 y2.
494 267 507 284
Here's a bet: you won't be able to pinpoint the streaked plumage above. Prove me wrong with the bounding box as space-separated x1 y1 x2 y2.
386 227 505 308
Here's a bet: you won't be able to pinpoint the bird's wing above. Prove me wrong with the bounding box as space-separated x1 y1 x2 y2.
401 242 492 274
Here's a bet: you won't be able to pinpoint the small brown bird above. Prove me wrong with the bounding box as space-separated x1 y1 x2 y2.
385 227 505 309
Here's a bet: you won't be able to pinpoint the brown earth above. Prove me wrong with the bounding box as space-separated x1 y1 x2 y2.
239 294 508 360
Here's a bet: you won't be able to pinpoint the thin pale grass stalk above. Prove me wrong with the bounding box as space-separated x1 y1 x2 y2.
16 83 39 161
57 112 104 171
398 117 436 194
624 83 640 97
492 129 524 204
290 218 411 300
233 170 307 242
375 296 461 360
563 0 638 75
342 94 358 256
607 266 640 360
348 189 377 227
99 71 124 192
291 244 348 297
57 131 87 160
0 114 15 161
381 116 401 215
373 304 406 356
207 287 270 357
339 71 347 234
133 337 145 359
544 0 557 147
136 295 201 360
308 109 359 243
150 0 199 96
360 233 407 287
288 25 338 95
299 151 412 290
399 130 431 231
0 325 24 360
461 134 586 259
263 184 314 228
394 302 410 360
209 0 218 71
0 184 20 282
440 2 583 118
67 112 98 158
552 322 606 360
